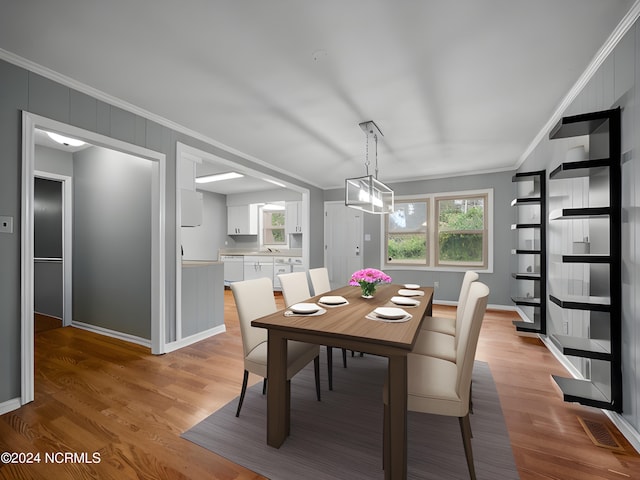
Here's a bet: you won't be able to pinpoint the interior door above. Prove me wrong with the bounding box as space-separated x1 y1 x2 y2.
34 177 64 321
324 202 363 289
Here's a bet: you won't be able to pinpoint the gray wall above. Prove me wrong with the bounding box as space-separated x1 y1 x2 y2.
73 147 152 338
35 144 73 176
323 170 514 306
519 20 640 437
0 58 324 405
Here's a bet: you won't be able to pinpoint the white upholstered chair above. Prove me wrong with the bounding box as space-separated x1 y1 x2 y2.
412 271 479 362
383 282 490 480
308 267 332 295
308 267 349 370
278 271 341 390
421 270 479 335
231 277 321 417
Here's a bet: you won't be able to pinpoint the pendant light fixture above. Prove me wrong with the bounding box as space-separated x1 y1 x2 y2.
345 120 394 214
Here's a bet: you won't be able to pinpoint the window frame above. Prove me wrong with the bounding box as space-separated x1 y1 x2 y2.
261 208 287 247
381 188 493 272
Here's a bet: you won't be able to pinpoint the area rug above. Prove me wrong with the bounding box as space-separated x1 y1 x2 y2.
182 354 519 479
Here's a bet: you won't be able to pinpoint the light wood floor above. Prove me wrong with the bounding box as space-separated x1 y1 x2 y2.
1 292 639 479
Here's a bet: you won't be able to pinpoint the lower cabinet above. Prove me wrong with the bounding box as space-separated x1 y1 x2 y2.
243 256 274 283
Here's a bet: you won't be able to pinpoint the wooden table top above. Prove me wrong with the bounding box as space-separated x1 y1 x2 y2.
252 284 434 352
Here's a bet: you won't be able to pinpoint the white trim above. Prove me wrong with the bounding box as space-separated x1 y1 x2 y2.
163 325 227 354
71 322 151 349
0 397 22 416
517 1 640 169
34 170 73 326
21 112 167 407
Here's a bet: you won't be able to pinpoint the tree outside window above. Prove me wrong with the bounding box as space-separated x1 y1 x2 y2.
263 210 286 245
436 195 486 267
386 200 428 264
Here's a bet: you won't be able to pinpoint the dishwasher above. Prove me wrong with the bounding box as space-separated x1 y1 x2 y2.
273 257 293 290
220 255 244 286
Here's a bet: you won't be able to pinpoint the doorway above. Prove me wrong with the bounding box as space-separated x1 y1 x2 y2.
21 112 167 406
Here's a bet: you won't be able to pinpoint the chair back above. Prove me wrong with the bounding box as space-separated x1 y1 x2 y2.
278 271 311 307
231 277 276 357
309 267 331 295
453 271 479 343
455 282 489 413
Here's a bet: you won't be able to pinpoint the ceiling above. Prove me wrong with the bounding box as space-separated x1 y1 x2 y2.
2 1 636 191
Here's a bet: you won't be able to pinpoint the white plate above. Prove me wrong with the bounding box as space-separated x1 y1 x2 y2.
319 295 347 305
289 303 320 314
374 307 407 320
398 289 423 297
404 283 420 289
391 296 419 306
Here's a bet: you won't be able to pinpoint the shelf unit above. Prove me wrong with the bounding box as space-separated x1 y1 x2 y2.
547 107 621 413
510 170 546 334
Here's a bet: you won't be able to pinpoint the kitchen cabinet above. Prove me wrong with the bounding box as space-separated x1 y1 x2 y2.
510 170 546 334
243 256 274 283
220 255 244 285
285 201 304 234
547 107 621 413
227 204 258 235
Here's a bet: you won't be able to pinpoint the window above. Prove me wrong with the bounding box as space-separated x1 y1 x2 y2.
384 190 491 270
262 209 286 245
386 200 428 265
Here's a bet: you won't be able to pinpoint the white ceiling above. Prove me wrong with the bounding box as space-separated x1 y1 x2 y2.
2 0 636 191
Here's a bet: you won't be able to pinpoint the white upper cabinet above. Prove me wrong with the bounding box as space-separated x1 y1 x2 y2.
227 204 258 235
285 201 303 234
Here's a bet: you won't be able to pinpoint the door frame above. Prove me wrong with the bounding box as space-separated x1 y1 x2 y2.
21 112 167 405
33 171 73 327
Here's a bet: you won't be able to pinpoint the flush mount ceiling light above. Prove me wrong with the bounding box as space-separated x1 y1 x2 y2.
195 172 244 183
345 120 394 214
46 131 86 147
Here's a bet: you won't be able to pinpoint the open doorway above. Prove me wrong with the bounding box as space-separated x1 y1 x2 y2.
21 112 167 406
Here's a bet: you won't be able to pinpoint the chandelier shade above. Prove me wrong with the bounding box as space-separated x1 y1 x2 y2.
345 120 394 214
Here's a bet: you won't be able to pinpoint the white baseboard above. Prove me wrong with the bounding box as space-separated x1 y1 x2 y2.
0 397 22 415
71 321 152 349
163 324 227 353
433 300 517 313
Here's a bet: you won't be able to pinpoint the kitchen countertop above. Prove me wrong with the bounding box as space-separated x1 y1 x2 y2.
182 260 223 266
219 249 302 257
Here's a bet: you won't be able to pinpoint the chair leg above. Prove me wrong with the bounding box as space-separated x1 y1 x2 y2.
314 356 321 401
458 414 477 480
341 348 347 368
382 404 389 471
262 378 267 395
327 346 333 391
236 370 249 417
469 380 473 414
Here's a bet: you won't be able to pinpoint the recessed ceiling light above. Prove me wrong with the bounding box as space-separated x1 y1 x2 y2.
195 172 244 183
47 132 86 147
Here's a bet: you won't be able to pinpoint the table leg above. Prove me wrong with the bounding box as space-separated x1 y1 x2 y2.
266 330 288 448
386 354 408 480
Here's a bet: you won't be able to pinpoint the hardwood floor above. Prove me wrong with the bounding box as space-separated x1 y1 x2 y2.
1 292 639 479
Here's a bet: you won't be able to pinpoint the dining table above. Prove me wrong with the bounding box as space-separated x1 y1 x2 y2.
251 283 434 480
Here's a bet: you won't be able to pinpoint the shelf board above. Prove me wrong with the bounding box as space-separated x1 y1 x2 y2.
549 109 614 139
549 158 610 179
551 376 615 411
561 253 611 264
511 197 542 206
512 170 545 182
511 272 541 280
551 334 611 361
511 223 541 229
549 207 610 220
511 296 541 307
511 249 541 255
512 320 543 335
549 294 610 312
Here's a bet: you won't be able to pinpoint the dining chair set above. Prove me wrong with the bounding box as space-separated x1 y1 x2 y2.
231 268 489 480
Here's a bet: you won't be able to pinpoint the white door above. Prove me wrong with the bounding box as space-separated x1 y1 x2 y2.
324 202 363 289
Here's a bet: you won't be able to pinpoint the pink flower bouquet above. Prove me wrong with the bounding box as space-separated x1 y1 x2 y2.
349 268 392 297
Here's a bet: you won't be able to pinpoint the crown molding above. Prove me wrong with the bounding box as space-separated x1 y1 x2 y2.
517 0 640 168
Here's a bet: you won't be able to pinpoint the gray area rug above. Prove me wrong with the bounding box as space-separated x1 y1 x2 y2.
182 353 519 479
